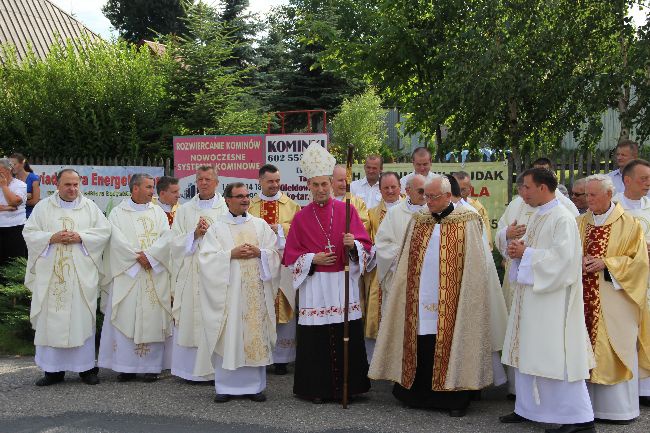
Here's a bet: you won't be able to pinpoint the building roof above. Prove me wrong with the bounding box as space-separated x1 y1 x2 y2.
0 0 99 64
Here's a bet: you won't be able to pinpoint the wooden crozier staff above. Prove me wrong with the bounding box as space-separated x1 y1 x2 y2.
342 143 354 409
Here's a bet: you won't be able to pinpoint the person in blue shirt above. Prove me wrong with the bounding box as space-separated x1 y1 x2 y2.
10 153 40 218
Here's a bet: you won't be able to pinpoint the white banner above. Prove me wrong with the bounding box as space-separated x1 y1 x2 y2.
265 133 328 205
31 165 165 213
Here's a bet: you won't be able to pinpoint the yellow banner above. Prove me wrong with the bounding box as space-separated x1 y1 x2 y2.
352 161 509 231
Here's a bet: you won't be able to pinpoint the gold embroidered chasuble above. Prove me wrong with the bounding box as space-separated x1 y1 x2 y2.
24 193 111 348
468 197 492 249
577 203 650 385
369 208 493 391
102 200 173 344
249 193 301 323
170 194 227 347
194 215 280 375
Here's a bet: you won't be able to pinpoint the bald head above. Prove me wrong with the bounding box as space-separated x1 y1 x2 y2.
332 165 348 197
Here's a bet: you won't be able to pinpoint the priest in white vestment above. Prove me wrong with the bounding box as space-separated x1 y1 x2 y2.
194 182 279 402
500 168 595 433
98 173 173 382
249 164 301 375
496 174 579 396
23 169 111 386
169 166 226 382
375 174 426 297
612 159 650 407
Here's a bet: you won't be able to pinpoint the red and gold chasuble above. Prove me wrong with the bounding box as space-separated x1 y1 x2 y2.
581 224 610 349
259 200 280 225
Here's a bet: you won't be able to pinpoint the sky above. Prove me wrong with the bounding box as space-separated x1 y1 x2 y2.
49 0 289 39
50 0 647 40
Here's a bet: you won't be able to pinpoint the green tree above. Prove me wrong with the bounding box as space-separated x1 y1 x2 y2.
220 0 259 73
164 1 265 135
322 1 624 163
330 88 387 163
0 38 175 159
255 1 365 132
103 0 188 43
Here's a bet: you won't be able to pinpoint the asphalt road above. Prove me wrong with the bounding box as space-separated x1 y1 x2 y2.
1 356 648 433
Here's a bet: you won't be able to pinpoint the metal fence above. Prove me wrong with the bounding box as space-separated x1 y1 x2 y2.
29 156 173 176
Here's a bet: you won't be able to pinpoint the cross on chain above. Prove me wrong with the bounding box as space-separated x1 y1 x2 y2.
325 240 335 253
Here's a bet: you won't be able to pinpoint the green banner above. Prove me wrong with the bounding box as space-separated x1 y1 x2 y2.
352 161 509 231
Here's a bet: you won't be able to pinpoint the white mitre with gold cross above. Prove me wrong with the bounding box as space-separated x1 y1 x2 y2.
300 141 336 180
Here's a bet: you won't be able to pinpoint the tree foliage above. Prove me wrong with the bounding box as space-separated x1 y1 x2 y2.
103 0 188 43
330 88 388 163
255 1 365 132
320 0 646 157
163 1 265 136
0 38 174 158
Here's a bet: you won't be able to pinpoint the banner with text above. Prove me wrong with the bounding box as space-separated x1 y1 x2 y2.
264 133 328 205
174 133 327 206
31 165 165 212
173 135 266 200
352 161 508 232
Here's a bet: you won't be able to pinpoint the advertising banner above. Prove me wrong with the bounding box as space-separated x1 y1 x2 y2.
173 135 266 199
174 133 328 206
31 165 165 213
352 161 508 231
264 133 328 204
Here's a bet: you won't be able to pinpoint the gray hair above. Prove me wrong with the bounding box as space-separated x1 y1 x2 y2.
0 158 12 170
572 178 587 189
585 174 615 193
129 173 154 192
557 184 569 197
424 173 451 194
406 174 426 189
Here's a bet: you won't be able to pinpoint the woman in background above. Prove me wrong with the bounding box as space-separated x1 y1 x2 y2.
10 153 40 218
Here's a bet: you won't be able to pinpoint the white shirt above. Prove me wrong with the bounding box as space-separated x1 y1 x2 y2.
419 224 441 335
399 171 436 193
607 169 625 195
158 202 173 212
608 169 650 197
0 178 27 227
350 177 381 209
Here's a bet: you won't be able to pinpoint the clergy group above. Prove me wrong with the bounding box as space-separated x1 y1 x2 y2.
20 140 650 433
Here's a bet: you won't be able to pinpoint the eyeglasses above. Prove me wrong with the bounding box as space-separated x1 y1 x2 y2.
571 192 585 197
228 194 249 199
424 193 446 201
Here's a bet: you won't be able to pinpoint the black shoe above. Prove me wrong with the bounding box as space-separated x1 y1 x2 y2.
595 417 633 425
499 412 527 423
116 373 136 382
142 373 158 382
35 371 65 386
449 408 467 417
214 394 230 403
274 363 288 375
249 392 267 402
641 396 650 407
312 397 324 404
79 367 99 385
545 422 595 433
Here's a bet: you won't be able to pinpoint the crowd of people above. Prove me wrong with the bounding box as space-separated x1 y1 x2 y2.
4 139 650 433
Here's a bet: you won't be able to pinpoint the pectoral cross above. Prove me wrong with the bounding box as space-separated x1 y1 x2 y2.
325 240 335 253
